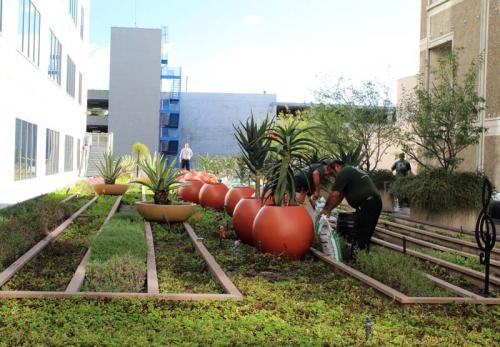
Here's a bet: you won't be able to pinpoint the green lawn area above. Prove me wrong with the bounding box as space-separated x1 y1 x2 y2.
0 207 498 345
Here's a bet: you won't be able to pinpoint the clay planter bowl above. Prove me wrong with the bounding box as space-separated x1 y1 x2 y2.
198 182 229 211
135 202 196 222
176 179 205 203
93 183 129 196
253 205 314 259
224 186 256 216
232 198 264 245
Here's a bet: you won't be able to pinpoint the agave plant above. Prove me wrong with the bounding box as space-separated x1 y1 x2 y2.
334 142 364 167
233 113 273 198
132 153 180 205
263 119 315 206
96 152 123 184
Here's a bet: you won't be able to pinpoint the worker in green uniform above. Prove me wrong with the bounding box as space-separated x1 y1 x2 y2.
320 159 382 252
294 160 335 206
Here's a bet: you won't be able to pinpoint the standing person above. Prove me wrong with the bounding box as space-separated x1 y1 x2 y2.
179 143 193 171
294 160 335 206
320 159 382 252
391 153 411 177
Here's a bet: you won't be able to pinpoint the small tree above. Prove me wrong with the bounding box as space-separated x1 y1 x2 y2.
313 79 397 172
398 50 485 173
131 142 149 177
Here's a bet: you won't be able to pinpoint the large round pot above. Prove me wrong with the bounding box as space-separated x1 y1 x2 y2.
135 202 196 222
199 182 228 210
93 184 129 196
225 186 256 216
232 198 263 245
253 205 314 259
177 179 205 203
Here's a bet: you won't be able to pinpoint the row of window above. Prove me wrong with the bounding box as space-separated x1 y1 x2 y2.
14 118 80 181
16 0 84 103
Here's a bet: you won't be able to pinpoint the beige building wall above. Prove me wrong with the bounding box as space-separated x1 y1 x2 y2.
419 0 500 188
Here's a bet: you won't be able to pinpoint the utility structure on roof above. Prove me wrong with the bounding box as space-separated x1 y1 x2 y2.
159 27 182 165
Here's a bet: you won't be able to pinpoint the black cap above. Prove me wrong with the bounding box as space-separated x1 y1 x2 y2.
331 159 344 166
321 159 334 166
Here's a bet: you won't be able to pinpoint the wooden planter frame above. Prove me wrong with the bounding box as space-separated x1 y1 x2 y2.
311 248 500 305
0 195 242 301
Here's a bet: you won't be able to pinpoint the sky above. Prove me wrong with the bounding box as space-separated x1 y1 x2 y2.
87 0 421 103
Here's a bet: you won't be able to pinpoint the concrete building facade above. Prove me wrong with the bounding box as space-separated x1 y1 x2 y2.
0 0 89 207
420 0 500 187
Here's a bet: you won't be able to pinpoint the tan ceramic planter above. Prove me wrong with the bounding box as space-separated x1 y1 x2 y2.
136 201 196 222
93 184 129 196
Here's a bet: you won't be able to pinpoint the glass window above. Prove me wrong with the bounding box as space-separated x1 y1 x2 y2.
64 135 74 172
18 0 41 66
66 56 76 97
69 0 77 25
14 118 38 181
48 30 62 85
45 129 60 175
76 139 81 172
78 72 83 104
80 7 84 39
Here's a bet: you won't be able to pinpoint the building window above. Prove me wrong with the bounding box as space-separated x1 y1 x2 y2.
45 129 60 175
78 72 83 104
69 0 77 26
76 139 81 172
48 30 62 85
1 0 3 32
64 135 74 172
14 118 37 181
66 56 76 97
18 0 41 66
80 7 84 39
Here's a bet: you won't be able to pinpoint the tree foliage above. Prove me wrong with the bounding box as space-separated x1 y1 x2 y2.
313 79 397 172
397 49 485 173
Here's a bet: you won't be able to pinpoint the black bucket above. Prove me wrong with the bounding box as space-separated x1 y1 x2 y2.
337 212 357 238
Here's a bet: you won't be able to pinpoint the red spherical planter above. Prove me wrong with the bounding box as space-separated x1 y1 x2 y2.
232 198 264 245
253 205 314 259
224 186 256 216
198 182 228 210
177 179 204 203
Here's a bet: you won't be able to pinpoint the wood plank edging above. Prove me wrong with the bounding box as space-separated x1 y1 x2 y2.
371 237 500 288
61 193 79 203
310 247 407 303
65 196 123 293
183 222 243 299
424 273 483 299
145 222 159 294
0 196 98 288
0 291 242 301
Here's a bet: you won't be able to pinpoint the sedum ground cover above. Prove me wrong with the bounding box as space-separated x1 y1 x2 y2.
0 207 498 345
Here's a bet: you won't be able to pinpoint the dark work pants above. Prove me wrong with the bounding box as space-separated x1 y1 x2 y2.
181 159 190 171
354 195 382 250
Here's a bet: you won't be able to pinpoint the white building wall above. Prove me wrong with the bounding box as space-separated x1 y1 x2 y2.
0 0 89 207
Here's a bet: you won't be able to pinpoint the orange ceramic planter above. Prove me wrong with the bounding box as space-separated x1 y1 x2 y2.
253 205 314 259
198 182 228 210
224 186 256 216
136 202 196 222
232 198 264 245
177 179 205 203
92 184 129 196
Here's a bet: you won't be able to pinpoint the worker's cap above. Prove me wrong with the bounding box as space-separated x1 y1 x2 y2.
321 159 334 166
330 158 345 166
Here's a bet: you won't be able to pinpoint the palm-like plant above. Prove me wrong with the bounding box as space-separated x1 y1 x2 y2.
132 153 180 205
334 142 364 167
96 152 123 184
263 119 315 206
131 142 149 177
233 113 273 198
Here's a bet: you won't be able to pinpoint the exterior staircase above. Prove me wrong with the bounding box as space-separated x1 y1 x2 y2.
84 133 113 177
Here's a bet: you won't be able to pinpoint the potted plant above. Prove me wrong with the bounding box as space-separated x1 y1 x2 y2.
253 119 315 259
224 157 255 217
231 114 273 244
93 152 129 195
133 153 196 222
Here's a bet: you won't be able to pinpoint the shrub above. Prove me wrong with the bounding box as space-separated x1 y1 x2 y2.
84 254 146 292
355 247 447 296
389 168 484 211
369 169 395 191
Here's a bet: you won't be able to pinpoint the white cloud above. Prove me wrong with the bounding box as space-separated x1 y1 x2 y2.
87 44 110 90
241 15 263 25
